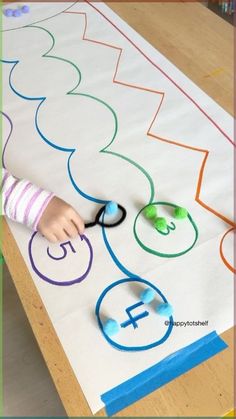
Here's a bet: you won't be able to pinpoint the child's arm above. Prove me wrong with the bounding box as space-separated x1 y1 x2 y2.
1 168 84 242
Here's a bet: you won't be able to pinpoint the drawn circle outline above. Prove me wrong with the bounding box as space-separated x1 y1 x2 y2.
28 231 93 286
95 277 173 351
133 201 198 258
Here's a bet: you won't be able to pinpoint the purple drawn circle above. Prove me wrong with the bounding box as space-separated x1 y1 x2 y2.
28 231 93 286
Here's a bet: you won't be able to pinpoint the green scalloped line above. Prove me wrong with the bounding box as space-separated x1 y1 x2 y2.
104 150 155 203
28 25 82 92
28 24 155 203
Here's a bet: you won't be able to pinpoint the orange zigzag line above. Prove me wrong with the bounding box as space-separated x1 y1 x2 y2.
64 9 235 230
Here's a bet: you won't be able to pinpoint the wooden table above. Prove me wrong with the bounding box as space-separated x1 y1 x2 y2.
2 2 234 416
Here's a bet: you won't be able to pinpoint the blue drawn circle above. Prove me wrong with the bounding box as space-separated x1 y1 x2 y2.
95 277 173 351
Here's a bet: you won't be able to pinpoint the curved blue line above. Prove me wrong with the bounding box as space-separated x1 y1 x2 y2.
3 36 174 349
3 59 105 204
2 52 170 322
1 59 18 64
3 58 109 203
8 61 45 102
102 224 137 278
1 111 13 168
35 99 74 153
67 152 108 204
1 58 139 275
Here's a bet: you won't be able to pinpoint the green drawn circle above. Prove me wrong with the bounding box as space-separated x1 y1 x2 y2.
133 201 198 258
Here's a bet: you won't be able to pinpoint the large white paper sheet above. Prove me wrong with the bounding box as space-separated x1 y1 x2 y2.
2 2 234 413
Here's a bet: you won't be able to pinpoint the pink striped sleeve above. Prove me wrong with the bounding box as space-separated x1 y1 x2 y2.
1 168 54 230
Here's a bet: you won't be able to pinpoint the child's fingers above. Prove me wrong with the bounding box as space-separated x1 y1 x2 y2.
38 199 84 242
43 231 58 243
70 211 85 235
63 220 79 239
55 228 69 242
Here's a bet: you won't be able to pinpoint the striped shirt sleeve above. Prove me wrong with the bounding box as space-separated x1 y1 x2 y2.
1 168 54 231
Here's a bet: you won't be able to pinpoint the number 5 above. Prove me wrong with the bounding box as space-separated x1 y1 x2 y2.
47 240 76 261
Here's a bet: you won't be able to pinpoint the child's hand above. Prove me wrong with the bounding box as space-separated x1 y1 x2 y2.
37 196 84 243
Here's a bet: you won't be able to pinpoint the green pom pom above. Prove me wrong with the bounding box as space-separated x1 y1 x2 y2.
144 205 157 219
154 217 167 231
174 207 188 219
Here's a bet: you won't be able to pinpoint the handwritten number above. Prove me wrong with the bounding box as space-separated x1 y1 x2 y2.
47 241 76 261
156 221 176 236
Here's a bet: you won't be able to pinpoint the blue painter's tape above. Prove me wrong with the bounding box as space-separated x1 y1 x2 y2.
101 331 227 416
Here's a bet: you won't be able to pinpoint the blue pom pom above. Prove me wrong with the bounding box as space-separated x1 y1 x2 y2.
156 302 173 317
105 201 118 215
4 8 13 17
140 288 155 304
13 9 22 17
21 5 30 13
103 319 119 336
